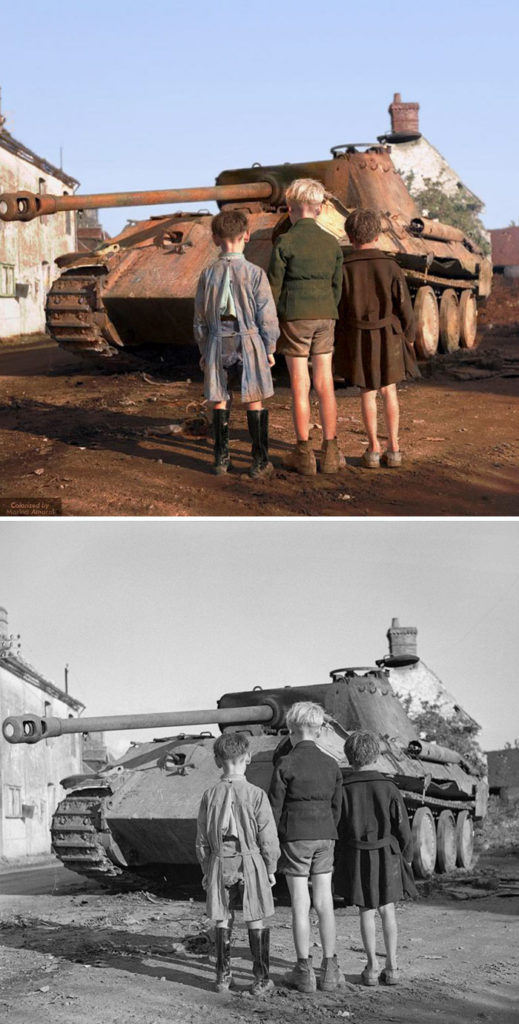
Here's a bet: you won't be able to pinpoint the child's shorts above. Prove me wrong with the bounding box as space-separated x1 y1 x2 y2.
279 838 335 876
277 319 335 357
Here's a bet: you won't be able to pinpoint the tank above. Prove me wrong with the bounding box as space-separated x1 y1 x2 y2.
2 663 487 888
0 144 492 369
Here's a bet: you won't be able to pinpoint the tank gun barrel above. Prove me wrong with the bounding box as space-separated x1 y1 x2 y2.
0 181 274 223
2 703 274 744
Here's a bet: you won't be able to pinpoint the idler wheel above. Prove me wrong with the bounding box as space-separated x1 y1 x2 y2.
455 810 474 868
411 806 437 878
436 810 457 872
439 289 460 353
459 291 478 349
414 286 439 359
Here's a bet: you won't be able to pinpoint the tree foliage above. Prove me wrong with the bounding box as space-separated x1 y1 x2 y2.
402 172 491 256
401 695 487 777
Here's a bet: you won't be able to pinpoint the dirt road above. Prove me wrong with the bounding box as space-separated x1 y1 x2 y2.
0 329 517 517
0 851 517 1024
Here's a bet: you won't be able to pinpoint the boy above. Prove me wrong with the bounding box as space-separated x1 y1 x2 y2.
268 702 344 993
193 209 279 478
334 208 420 469
196 732 280 994
267 179 344 475
336 731 416 986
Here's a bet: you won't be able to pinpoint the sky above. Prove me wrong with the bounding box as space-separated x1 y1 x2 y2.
0 519 517 755
1 0 518 236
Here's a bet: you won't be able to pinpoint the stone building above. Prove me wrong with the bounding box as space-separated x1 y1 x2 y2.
0 606 84 861
380 617 480 734
486 748 519 804
488 227 519 278
378 93 484 213
0 110 79 339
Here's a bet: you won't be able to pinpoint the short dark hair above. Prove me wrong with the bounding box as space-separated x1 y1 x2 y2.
211 209 249 241
213 731 250 766
345 209 381 246
344 730 380 768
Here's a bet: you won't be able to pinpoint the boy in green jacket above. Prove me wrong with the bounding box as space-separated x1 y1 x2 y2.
268 179 344 475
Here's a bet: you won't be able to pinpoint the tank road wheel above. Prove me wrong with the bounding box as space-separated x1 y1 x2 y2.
459 291 478 349
414 286 440 359
439 290 460 353
436 810 457 873
411 806 437 878
455 810 474 868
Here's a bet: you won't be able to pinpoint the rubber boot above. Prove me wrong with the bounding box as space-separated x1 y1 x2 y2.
320 437 345 474
283 440 317 476
212 408 231 474
248 927 274 994
215 926 234 992
247 409 273 479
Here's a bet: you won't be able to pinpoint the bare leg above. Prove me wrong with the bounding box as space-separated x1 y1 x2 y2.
285 356 311 441
311 353 337 440
244 401 263 412
359 907 379 972
380 384 399 452
378 903 398 970
247 919 264 931
287 875 311 958
360 390 382 454
310 872 336 957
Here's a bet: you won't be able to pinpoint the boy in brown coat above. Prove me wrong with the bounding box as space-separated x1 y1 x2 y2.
335 209 420 468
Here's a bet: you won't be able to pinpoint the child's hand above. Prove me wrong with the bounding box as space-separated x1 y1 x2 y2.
202 875 208 890
267 354 275 367
268 873 276 887
199 356 206 370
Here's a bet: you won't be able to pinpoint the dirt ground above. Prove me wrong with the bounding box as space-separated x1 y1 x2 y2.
0 325 518 517
0 846 517 1024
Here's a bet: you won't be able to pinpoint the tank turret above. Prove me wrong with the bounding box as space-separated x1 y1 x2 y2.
0 144 491 368
2 666 487 887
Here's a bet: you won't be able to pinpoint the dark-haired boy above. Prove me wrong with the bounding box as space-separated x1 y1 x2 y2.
196 732 279 994
334 208 419 468
194 210 279 477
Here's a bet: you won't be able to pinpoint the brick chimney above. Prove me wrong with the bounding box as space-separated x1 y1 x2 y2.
388 92 420 138
387 617 418 660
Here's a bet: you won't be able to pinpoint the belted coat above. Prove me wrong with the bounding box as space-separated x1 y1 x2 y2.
335 769 417 909
193 254 279 403
196 775 280 923
334 249 420 389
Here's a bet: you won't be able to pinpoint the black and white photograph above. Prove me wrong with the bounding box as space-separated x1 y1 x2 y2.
0 520 517 1023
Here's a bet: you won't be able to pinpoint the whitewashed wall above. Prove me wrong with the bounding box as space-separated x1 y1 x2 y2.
0 147 77 338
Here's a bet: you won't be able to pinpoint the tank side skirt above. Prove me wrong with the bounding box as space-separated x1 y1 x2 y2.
399 789 476 813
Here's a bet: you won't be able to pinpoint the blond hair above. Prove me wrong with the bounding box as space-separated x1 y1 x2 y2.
285 178 325 208
286 701 325 732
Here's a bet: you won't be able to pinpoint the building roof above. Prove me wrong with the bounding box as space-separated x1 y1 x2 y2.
486 747 519 788
388 659 480 732
0 651 85 712
0 128 79 189
489 226 519 268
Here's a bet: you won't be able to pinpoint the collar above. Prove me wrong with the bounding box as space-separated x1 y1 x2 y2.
343 248 390 263
292 740 317 749
342 769 385 784
291 218 319 229
219 252 245 260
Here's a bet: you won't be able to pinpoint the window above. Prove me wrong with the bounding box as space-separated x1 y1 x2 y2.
0 263 15 297
4 785 22 818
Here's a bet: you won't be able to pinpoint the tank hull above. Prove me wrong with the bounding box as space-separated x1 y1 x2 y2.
42 148 490 368
47 671 487 888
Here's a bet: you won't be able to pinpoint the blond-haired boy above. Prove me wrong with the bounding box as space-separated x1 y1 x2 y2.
268 702 344 993
268 179 344 475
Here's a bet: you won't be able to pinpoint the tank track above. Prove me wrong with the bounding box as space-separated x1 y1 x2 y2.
46 268 152 371
51 788 143 889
